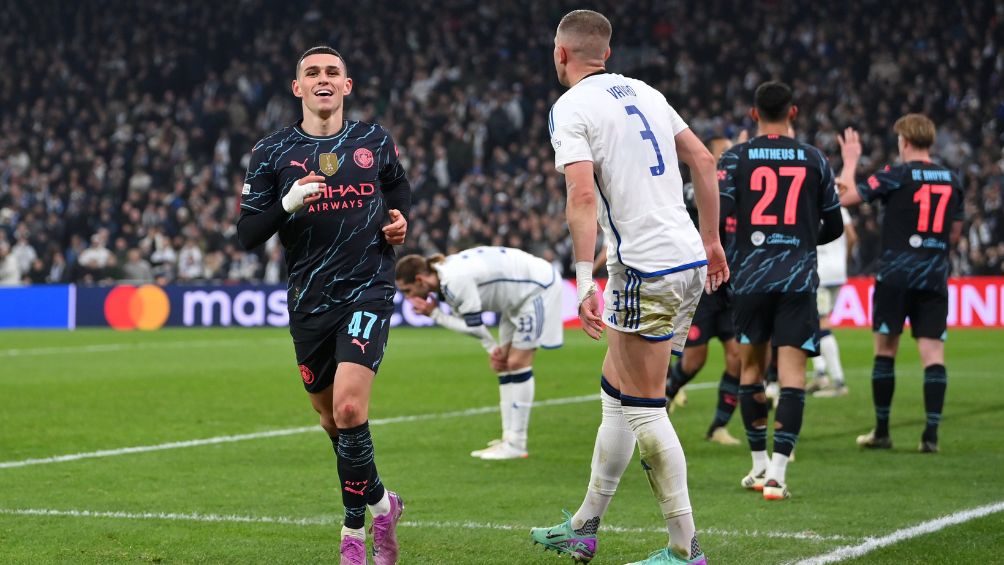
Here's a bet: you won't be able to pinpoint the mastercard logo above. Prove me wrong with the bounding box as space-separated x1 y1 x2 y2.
104 285 170 330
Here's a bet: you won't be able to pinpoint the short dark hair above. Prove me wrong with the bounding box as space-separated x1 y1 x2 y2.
754 81 793 123
297 46 347 77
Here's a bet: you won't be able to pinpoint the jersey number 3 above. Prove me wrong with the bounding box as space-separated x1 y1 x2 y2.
625 105 665 177
750 166 806 225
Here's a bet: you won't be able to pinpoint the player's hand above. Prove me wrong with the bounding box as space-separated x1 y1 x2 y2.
704 241 730 294
578 292 604 340
489 347 507 372
735 129 749 144
383 209 407 245
407 295 436 316
837 127 862 164
281 172 325 213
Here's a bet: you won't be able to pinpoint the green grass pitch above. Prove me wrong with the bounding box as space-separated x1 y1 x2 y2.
1 326 1002 564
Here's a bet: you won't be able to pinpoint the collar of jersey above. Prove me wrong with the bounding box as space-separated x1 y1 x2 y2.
294 120 349 140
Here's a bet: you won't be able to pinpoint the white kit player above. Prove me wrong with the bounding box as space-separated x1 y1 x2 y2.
808 207 857 397
530 9 727 565
395 246 563 460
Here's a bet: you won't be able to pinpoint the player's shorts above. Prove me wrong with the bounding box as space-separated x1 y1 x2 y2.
732 292 820 355
499 275 564 350
816 285 841 317
289 299 393 393
872 282 948 340
685 286 734 347
602 265 706 355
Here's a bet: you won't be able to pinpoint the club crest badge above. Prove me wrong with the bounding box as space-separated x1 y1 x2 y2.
353 147 374 169
319 153 340 176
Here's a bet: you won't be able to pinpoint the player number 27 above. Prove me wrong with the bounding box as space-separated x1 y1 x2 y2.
348 311 378 339
750 166 806 225
624 105 665 177
913 184 952 233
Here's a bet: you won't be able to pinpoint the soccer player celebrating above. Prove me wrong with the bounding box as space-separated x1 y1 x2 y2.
530 10 728 565
720 81 843 501
236 46 410 565
807 205 857 397
395 246 563 460
837 116 964 453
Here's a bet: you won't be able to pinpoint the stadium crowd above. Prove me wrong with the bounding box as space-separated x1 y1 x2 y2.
1 0 1003 286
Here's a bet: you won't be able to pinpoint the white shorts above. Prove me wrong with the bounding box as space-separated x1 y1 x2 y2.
817 285 840 317
499 277 564 350
603 265 706 355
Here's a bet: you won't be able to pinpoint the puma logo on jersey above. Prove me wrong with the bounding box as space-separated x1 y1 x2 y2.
290 158 309 173
351 339 369 354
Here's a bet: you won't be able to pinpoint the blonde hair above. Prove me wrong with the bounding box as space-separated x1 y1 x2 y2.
894 114 936 150
556 10 611 59
394 253 445 283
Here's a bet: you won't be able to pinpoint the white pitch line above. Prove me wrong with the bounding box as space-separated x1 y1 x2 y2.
0 508 853 542
792 500 1004 564
0 338 288 357
0 383 718 470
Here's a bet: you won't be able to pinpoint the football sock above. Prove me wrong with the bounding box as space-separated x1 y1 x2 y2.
507 368 534 451
739 383 769 472
337 421 381 529
368 490 391 517
621 396 697 559
332 433 386 511
666 363 695 400
497 371 513 444
572 377 635 531
923 364 948 443
819 330 845 386
769 388 805 484
872 355 895 437
708 372 740 434
341 525 365 541
811 350 827 375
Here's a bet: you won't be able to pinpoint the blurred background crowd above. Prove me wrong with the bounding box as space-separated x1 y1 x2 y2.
1 0 1003 286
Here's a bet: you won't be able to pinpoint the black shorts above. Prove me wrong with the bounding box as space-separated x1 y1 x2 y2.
872 282 948 340
732 292 819 355
289 300 393 393
685 288 734 347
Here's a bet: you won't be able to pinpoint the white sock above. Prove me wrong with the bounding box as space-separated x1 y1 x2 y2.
622 402 697 557
508 369 534 451
341 525 365 540
811 354 826 376
571 388 635 531
497 372 512 444
751 450 769 475
819 334 844 386
767 452 790 484
367 490 391 517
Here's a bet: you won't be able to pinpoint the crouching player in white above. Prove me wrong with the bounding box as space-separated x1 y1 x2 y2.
395 246 563 460
529 10 728 565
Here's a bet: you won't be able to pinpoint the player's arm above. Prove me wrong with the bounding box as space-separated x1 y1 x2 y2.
816 152 845 246
837 127 863 206
428 308 498 353
379 136 412 245
842 208 858 253
949 173 965 246
236 143 323 250
676 127 729 291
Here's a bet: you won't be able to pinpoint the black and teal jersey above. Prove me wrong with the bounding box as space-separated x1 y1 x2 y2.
719 134 840 295
239 120 411 314
856 162 964 293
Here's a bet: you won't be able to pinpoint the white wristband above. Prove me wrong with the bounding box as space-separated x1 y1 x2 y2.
575 261 597 306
